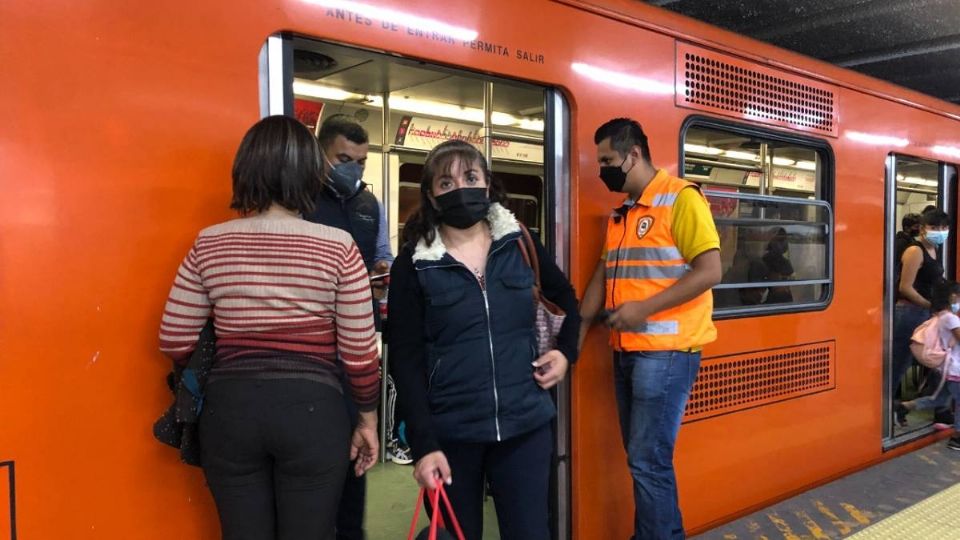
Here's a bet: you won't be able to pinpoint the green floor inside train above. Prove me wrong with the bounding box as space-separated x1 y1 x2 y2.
364 462 501 539
895 366 944 435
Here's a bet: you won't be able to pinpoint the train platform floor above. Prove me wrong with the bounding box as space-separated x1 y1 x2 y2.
693 434 960 539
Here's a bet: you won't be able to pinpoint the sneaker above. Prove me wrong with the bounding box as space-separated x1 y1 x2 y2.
387 442 413 465
947 437 960 452
934 408 955 426
895 402 909 427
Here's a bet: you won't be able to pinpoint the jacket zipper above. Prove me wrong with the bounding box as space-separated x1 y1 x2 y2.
476 285 500 440
420 240 512 441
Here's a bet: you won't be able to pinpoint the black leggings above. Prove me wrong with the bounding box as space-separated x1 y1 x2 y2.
432 423 553 540
199 379 351 540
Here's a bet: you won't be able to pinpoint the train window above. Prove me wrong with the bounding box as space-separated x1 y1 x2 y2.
681 120 833 316
891 156 957 281
289 39 548 255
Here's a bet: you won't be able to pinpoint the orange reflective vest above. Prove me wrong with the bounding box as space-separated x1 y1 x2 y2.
604 170 717 351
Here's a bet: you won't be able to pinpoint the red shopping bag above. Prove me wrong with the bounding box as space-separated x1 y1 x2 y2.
406 482 466 540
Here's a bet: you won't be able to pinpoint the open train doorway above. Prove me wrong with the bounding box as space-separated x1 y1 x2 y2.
884 155 958 447
261 34 571 539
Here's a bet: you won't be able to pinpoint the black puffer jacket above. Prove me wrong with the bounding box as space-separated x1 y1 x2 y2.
388 204 580 459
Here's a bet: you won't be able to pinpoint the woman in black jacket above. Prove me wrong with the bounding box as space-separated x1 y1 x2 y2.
388 140 580 540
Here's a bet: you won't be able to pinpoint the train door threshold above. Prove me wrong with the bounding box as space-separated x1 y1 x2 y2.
693 432 960 539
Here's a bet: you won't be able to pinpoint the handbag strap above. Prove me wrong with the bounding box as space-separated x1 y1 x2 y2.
515 225 543 292
406 483 466 540
437 482 465 540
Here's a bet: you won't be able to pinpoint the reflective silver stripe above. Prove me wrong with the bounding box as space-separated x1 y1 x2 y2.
652 193 678 207
625 320 680 335
606 264 689 280
607 247 683 262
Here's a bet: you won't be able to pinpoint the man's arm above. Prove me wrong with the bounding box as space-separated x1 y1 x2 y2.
373 201 394 265
578 258 607 349
371 201 393 300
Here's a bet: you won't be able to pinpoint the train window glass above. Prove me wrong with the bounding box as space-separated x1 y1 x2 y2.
891 156 957 281
894 157 938 230
682 123 833 316
290 39 547 255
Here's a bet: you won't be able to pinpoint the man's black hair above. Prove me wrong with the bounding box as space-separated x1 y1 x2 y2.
594 118 651 163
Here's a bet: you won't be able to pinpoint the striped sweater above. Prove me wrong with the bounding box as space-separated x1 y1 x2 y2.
159 211 380 410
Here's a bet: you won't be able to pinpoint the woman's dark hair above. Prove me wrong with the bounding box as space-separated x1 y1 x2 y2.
902 213 922 232
930 280 960 313
923 209 951 228
230 115 320 215
402 140 507 247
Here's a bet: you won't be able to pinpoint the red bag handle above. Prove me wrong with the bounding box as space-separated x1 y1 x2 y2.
406 482 466 540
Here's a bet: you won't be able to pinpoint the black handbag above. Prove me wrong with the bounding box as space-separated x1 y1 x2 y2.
153 319 216 466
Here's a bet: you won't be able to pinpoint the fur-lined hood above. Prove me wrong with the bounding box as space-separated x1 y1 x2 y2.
412 203 521 263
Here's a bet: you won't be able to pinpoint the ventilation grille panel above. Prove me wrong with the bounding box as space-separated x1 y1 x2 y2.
677 43 838 136
683 341 835 423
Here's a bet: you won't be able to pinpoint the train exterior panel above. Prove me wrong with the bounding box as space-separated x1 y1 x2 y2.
4 0 960 537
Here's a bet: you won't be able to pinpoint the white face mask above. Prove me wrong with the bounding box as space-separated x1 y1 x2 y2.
951 302 960 314
926 230 949 246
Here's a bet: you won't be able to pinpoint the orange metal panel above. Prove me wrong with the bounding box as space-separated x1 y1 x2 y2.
4 0 960 538
0 462 11 540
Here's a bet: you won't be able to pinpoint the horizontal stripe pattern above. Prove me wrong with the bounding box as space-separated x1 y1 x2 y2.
159 216 380 408
606 246 684 263
606 264 690 280
652 193 679 207
625 320 680 335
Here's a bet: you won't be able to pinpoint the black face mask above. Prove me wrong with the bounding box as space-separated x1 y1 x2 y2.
435 188 490 229
599 156 632 192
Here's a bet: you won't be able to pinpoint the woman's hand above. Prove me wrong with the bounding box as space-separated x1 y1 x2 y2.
533 350 569 389
350 411 379 476
413 451 452 489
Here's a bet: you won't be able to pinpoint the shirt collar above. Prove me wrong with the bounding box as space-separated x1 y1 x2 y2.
636 169 670 208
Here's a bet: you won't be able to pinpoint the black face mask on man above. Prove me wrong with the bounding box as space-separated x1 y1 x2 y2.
325 158 364 198
599 155 634 192
435 187 491 229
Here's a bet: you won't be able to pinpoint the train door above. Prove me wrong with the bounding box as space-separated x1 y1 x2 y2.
883 155 958 446
261 35 572 539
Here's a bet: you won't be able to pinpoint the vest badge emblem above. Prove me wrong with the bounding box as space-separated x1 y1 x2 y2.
637 216 655 239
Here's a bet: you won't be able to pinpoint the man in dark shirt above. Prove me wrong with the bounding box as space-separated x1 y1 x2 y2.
894 213 922 263
304 114 396 540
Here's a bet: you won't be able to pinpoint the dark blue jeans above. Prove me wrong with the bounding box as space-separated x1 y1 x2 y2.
613 350 701 540
892 303 929 399
434 422 553 540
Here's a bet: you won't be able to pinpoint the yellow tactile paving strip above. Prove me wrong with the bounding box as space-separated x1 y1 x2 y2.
694 442 960 539
844 481 960 539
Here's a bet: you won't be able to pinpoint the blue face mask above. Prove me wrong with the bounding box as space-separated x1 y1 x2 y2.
926 230 949 246
951 302 960 314
325 158 364 198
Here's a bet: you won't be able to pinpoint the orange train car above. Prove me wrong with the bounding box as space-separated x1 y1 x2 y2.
4 0 960 538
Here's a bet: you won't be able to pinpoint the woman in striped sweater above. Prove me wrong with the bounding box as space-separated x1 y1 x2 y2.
159 115 380 540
